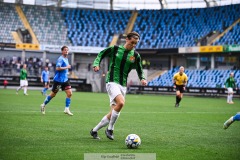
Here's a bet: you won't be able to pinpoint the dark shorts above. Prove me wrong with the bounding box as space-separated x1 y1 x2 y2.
175 85 184 93
43 81 50 86
52 80 71 93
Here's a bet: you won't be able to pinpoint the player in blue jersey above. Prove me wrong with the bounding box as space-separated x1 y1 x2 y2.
40 46 73 116
41 66 50 96
223 112 240 129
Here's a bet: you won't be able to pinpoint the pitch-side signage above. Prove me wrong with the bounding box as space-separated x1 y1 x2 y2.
178 47 200 53
40 45 105 53
200 46 223 53
223 45 240 52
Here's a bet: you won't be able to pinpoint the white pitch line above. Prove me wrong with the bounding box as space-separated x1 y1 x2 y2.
0 110 229 114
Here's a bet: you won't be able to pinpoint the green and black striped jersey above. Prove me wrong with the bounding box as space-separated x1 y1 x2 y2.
93 45 145 86
20 69 27 80
225 77 236 88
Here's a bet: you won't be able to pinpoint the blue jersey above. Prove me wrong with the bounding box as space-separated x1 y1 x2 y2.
53 56 69 82
41 70 49 82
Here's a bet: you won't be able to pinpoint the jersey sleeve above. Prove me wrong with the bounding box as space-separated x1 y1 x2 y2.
233 79 236 88
224 78 229 87
56 58 63 68
93 46 114 67
135 54 145 80
184 74 188 83
173 74 177 81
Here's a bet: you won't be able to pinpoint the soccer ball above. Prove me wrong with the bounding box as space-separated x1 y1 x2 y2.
125 134 141 149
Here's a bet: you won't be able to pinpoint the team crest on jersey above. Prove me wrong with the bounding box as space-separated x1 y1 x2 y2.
129 56 135 63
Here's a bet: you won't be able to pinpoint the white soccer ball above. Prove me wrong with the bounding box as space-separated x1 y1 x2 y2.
125 134 141 149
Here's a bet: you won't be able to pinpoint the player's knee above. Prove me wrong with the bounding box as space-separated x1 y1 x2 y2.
50 92 56 98
117 100 125 108
66 92 72 98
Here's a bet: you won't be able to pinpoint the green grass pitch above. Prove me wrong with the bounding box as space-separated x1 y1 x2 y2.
0 89 239 160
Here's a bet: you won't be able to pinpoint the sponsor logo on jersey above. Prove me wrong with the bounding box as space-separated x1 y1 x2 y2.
129 56 135 63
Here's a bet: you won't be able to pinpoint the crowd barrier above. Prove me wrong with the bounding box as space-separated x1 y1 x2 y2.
0 76 92 92
128 85 240 97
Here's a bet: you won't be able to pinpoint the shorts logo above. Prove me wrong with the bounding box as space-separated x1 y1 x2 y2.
129 56 135 63
65 86 71 90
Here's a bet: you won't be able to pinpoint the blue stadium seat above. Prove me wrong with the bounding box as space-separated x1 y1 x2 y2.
148 68 240 88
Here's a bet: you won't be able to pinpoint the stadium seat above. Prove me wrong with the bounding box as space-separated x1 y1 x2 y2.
148 68 240 88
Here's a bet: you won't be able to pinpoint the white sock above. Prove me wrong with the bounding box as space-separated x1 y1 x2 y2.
227 95 230 102
108 109 120 131
230 94 233 102
24 87 27 94
93 116 109 132
17 86 22 91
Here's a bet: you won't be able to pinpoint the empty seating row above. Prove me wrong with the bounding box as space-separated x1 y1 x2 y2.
21 5 71 45
0 3 24 43
61 9 131 47
148 68 240 88
134 4 240 49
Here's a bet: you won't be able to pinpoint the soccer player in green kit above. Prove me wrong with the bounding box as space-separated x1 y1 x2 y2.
90 32 147 140
224 72 237 104
16 64 29 95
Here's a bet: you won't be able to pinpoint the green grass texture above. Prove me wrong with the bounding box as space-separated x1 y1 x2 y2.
0 89 239 160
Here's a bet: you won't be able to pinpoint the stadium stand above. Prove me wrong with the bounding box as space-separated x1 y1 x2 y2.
0 3 24 43
148 67 240 88
0 2 239 93
1 3 239 48
61 9 132 47
133 4 240 49
20 5 71 45
213 23 240 45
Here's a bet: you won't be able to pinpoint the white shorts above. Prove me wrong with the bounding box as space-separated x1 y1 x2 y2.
20 80 28 86
227 88 233 94
106 82 127 106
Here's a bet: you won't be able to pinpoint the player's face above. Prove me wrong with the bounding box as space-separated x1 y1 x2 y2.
62 47 69 57
125 37 139 50
179 67 184 75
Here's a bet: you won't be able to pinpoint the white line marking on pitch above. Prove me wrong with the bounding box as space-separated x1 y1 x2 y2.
0 110 228 114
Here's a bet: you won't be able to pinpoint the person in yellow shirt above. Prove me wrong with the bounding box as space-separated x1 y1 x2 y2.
173 66 188 107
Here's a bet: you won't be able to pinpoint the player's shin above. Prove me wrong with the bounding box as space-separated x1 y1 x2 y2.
44 95 52 105
176 96 181 103
24 87 27 94
108 109 120 130
65 97 71 108
233 113 240 121
93 116 110 132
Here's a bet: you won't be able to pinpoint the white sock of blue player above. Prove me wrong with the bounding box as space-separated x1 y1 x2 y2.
108 109 120 130
93 116 110 132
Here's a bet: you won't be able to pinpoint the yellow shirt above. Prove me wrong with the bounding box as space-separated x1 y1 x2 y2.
173 72 188 85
